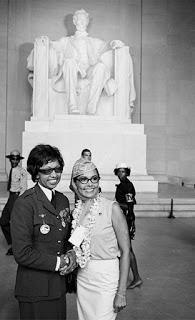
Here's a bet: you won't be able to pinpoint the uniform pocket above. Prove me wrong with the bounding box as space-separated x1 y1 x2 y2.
33 215 55 243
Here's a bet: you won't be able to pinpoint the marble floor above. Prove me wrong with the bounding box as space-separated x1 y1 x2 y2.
0 216 194 320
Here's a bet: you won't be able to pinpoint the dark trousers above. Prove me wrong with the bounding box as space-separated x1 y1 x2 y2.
19 294 67 320
0 192 19 245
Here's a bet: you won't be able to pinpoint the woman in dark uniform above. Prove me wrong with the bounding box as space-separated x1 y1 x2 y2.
11 144 76 320
114 163 142 289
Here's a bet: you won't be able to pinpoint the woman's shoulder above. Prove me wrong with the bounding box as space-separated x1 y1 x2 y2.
55 190 69 204
100 196 113 205
12 188 36 214
19 187 36 200
100 196 117 212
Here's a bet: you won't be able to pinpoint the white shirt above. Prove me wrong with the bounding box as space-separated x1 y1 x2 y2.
38 183 54 201
10 166 27 194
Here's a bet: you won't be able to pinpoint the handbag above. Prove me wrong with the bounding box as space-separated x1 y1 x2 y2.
66 268 78 294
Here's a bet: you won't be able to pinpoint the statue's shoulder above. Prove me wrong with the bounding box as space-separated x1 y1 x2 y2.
50 36 69 47
88 36 106 46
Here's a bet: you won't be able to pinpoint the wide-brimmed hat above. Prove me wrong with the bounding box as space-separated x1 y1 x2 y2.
6 149 24 160
72 159 97 178
115 162 130 170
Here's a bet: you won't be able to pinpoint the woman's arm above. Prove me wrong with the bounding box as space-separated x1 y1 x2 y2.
111 202 130 313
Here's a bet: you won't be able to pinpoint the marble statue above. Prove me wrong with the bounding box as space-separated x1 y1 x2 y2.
27 9 136 119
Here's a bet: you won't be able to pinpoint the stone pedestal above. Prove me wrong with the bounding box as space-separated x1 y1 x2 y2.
22 115 158 193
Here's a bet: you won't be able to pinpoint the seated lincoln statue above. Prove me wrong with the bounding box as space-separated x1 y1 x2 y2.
27 9 136 119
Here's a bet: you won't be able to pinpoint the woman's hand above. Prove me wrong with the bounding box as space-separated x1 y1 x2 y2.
59 250 77 275
113 292 127 313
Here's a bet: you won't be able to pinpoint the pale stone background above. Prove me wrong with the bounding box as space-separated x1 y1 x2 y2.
0 0 194 185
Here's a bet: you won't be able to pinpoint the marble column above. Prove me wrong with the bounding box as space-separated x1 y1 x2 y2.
0 0 8 181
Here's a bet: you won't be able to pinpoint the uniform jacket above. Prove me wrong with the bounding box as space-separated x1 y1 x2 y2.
115 178 136 205
10 184 71 302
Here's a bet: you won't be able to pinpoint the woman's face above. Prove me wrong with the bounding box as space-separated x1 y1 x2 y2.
75 169 99 200
36 160 62 190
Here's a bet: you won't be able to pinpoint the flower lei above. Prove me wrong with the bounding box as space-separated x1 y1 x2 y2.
71 195 101 268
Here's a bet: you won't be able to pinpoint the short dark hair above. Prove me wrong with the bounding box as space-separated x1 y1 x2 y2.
81 149 91 157
114 167 131 176
27 144 64 182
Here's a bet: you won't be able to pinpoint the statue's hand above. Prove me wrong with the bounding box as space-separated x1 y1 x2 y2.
78 63 87 78
110 40 125 49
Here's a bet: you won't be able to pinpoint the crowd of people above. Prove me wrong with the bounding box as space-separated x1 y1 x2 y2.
0 144 142 320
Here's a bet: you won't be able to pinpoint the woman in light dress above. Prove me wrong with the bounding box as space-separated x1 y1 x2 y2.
69 160 130 320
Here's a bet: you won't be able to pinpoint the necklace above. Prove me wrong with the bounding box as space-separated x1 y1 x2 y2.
71 195 101 268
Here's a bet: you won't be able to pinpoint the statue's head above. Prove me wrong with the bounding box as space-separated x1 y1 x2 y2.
73 9 89 32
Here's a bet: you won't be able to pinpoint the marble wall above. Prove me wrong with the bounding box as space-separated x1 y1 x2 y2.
0 0 194 184
141 0 195 183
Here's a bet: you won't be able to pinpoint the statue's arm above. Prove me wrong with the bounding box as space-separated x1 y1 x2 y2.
50 38 68 66
49 41 60 77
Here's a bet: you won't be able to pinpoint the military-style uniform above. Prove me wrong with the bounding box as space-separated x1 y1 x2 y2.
10 184 71 319
115 177 136 239
0 165 27 247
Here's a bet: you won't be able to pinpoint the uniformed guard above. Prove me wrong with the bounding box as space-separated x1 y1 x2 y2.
0 149 27 255
114 162 143 289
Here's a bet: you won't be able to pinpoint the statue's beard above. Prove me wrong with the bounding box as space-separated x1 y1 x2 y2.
75 30 88 37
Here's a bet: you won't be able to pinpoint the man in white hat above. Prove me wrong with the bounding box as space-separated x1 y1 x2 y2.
0 150 27 255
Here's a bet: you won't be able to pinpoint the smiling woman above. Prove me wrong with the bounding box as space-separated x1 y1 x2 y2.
37 160 63 190
73 162 100 200
70 160 130 320
10 144 77 320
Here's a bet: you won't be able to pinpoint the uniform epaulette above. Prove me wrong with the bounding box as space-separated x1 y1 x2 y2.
21 187 35 198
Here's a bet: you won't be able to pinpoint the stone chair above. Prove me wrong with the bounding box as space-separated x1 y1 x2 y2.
27 36 135 120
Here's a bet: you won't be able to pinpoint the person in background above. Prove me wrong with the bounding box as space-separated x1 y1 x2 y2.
0 150 27 255
10 144 76 320
80 149 92 161
69 149 92 202
69 160 130 319
114 163 143 289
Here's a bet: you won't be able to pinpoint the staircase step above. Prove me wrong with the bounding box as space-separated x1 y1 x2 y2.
1 193 195 217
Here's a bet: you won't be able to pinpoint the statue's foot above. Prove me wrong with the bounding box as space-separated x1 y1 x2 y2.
70 106 80 114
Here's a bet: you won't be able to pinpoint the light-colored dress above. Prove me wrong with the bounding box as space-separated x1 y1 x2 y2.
77 197 120 320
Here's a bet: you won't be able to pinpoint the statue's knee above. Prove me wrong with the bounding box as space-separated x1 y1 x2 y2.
94 62 106 73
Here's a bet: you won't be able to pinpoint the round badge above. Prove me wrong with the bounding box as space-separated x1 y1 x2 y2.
40 224 50 234
62 221 66 228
